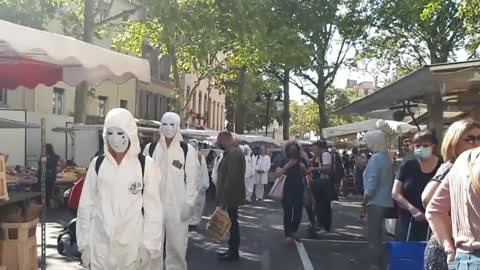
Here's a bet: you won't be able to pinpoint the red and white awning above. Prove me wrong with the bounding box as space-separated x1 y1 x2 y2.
0 19 150 89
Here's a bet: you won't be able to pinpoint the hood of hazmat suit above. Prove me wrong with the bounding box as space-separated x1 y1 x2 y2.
77 108 163 269
153 112 198 222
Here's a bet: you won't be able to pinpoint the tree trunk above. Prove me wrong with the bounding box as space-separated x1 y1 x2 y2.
317 90 328 139
167 42 183 114
282 69 290 140
74 0 95 123
234 68 247 134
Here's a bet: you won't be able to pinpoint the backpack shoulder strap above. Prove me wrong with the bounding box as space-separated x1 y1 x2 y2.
148 142 157 157
180 141 188 161
95 155 105 175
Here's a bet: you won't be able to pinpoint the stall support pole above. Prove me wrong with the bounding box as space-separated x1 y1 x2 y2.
40 118 47 270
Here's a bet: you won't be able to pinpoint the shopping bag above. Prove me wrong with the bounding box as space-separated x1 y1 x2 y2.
269 175 286 201
207 207 231 240
387 220 429 270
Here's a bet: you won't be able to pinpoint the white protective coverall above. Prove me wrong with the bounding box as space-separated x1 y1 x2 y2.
211 153 223 186
243 146 256 202
189 141 210 226
254 154 271 200
77 108 163 270
151 112 197 270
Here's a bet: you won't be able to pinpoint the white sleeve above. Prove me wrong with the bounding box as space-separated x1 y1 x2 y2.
201 156 210 189
76 159 97 253
143 143 151 157
322 152 332 165
143 157 163 258
185 144 198 206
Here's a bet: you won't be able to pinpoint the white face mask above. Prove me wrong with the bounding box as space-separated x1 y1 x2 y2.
106 127 130 153
160 123 177 139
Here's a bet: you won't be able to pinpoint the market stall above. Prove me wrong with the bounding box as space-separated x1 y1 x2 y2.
0 19 151 270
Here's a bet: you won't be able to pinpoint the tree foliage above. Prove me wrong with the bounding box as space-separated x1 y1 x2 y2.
0 0 63 28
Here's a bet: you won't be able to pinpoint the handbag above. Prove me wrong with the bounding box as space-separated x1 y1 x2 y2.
269 175 286 201
207 207 231 240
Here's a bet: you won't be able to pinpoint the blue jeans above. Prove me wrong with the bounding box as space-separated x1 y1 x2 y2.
448 252 480 270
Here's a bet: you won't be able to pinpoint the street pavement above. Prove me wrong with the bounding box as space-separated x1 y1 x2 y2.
37 195 376 270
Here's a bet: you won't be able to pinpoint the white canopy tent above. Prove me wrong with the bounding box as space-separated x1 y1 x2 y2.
323 119 419 139
0 19 150 87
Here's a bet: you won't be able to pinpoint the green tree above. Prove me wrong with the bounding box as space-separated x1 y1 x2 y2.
290 100 319 139
286 0 368 138
0 0 62 28
326 88 366 126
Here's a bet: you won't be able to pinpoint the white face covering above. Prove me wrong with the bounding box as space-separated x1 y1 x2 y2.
160 113 180 139
106 127 130 153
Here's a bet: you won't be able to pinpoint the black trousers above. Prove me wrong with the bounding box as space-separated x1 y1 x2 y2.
310 182 333 231
283 200 303 237
305 204 315 225
227 207 240 254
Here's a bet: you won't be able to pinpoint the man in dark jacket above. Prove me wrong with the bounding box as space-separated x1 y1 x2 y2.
216 131 246 261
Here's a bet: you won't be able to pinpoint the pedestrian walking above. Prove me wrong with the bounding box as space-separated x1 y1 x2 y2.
422 119 480 270
254 146 271 201
392 130 441 241
426 147 480 269
276 141 306 244
243 145 256 202
308 140 335 232
215 131 246 261
150 112 198 270
189 140 210 229
361 130 395 270
76 108 163 270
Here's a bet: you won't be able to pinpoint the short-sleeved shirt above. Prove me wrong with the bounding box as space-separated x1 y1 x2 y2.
311 152 333 180
396 158 441 212
276 158 305 204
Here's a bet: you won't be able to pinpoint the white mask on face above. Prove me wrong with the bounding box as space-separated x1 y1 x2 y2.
106 127 130 153
160 112 180 139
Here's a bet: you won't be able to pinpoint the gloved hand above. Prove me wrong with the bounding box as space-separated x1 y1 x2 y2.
138 246 151 269
180 203 194 222
81 249 90 269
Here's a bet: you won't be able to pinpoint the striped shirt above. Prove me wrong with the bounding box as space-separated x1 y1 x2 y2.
426 149 480 253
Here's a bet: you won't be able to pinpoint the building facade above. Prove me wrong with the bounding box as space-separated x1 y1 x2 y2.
346 79 379 97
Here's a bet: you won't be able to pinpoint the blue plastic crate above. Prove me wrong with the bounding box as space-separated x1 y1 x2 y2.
387 241 427 270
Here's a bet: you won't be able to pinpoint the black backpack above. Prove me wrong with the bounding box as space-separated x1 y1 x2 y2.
148 141 189 184
95 154 146 178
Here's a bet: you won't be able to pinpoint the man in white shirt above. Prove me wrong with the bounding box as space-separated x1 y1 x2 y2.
254 146 271 201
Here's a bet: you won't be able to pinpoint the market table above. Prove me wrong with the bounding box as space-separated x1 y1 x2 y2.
0 192 41 207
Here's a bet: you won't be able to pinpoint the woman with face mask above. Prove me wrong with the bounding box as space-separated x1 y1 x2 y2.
392 130 441 241
275 141 307 245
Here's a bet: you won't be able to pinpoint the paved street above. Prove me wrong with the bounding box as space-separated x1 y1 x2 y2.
37 196 373 270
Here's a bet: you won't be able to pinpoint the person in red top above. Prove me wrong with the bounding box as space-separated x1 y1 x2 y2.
68 176 85 212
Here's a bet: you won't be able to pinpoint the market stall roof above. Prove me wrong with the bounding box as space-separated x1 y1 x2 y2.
323 119 418 139
0 19 150 88
52 124 157 133
0 118 40 129
336 60 480 115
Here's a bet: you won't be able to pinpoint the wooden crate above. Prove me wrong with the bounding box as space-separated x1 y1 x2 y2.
0 219 38 270
0 156 8 201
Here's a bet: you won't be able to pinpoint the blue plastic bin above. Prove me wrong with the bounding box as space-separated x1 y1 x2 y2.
387 240 427 270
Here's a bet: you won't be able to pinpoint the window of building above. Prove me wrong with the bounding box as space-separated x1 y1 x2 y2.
198 91 202 114
0 88 7 105
192 90 197 113
52 87 64 115
120 99 128 109
98 96 108 118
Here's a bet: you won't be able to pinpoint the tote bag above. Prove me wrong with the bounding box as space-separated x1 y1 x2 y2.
269 175 286 201
207 207 231 240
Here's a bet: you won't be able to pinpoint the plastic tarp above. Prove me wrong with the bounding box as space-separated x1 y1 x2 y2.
0 19 150 88
323 119 417 138
0 118 40 129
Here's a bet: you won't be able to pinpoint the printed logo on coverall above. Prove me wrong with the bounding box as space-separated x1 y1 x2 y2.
129 182 143 194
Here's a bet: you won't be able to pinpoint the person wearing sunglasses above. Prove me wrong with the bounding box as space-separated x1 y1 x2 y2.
422 119 480 270
392 130 442 241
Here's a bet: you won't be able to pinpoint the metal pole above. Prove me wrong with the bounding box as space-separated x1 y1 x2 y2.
265 95 270 137
40 118 47 270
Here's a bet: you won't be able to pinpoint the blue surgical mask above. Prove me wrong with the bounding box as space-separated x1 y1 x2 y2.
414 147 432 159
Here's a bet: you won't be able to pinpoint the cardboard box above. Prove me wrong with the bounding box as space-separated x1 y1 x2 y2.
0 219 38 270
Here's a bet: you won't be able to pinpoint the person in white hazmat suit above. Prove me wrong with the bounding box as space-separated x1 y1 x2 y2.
150 112 197 270
77 108 163 270
188 140 210 228
254 146 271 201
211 151 223 186
243 145 256 202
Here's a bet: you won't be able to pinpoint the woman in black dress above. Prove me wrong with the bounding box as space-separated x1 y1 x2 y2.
276 141 306 245
392 131 441 241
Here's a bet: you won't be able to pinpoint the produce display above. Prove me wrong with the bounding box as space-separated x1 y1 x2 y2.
6 167 37 184
57 166 87 181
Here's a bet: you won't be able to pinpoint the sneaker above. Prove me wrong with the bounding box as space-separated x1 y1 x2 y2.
285 237 295 246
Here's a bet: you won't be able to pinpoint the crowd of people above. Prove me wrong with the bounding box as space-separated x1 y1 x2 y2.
63 106 480 270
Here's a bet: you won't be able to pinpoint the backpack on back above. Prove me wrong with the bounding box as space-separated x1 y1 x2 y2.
147 141 189 184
